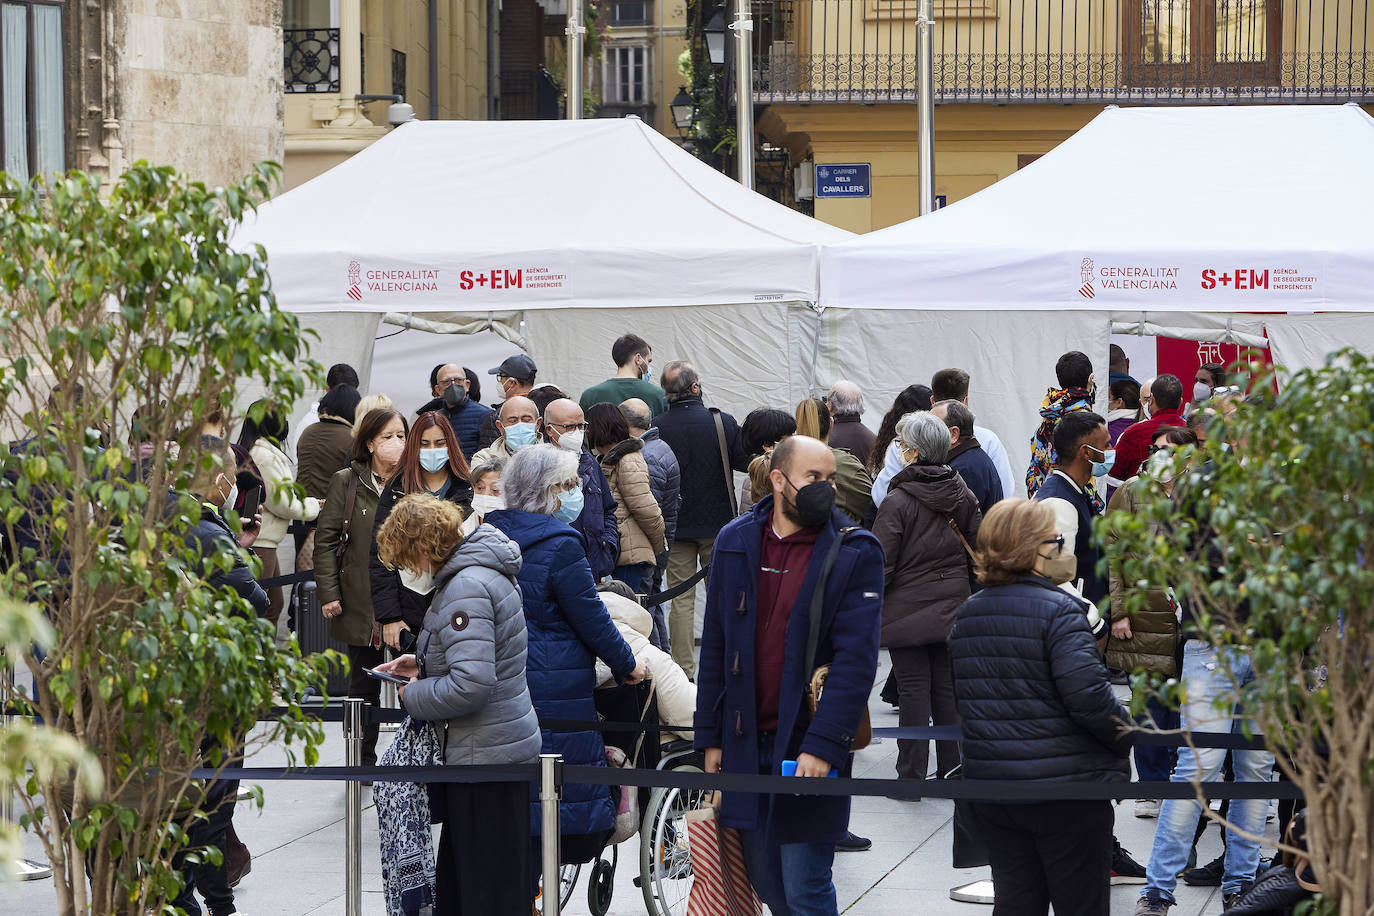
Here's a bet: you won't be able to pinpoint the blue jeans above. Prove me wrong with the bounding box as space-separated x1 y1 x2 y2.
1142 642 1275 902
612 562 652 594
738 734 838 916
1134 693 1179 783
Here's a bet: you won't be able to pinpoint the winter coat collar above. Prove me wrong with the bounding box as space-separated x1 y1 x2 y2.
435 524 522 587
600 436 645 467
666 395 703 410
948 436 983 462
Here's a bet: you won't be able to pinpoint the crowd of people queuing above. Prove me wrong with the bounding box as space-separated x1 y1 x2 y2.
17 332 1283 916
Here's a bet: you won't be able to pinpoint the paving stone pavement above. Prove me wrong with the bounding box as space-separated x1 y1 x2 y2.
3 666 1277 916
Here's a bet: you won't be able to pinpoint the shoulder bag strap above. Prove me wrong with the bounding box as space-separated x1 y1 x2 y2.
709 407 739 516
803 527 857 677
944 514 976 560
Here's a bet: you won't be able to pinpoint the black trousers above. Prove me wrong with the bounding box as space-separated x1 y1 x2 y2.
971 800 1114 916
171 777 240 916
435 780 532 915
889 644 961 780
345 642 384 766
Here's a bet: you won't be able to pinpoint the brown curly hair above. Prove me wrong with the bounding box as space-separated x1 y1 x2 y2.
973 498 1058 587
375 493 466 572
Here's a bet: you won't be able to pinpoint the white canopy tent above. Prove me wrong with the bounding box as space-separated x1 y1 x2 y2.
232 118 851 416
818 104 1374 492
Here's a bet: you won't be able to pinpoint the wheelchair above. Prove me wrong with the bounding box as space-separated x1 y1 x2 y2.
548 687 705 916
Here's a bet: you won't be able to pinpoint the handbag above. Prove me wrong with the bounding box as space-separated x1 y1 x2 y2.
803 527 873 751
686 791 763 916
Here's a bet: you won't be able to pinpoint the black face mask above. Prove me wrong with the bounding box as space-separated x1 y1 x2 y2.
442 383 469 408
783 477 836 529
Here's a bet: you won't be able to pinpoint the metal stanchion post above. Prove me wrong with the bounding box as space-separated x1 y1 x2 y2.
343 697 365 916
1 661 52 880
539 753 562 916
379 680 400 732
731 1 755 190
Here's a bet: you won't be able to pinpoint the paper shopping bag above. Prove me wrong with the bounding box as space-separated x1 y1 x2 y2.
685 791 763 916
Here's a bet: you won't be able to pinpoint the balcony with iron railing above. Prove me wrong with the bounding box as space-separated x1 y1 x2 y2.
750 0 1374 103
285 27 341 93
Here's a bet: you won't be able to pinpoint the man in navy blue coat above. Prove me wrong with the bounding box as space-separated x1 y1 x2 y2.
933 399 1004 515
694 436 883 916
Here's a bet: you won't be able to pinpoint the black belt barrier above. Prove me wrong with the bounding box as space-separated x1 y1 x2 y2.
256 707 1274 752
256 563 710 601
188 759 1303 802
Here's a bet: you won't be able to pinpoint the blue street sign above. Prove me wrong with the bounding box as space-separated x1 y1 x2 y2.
815 163 871 198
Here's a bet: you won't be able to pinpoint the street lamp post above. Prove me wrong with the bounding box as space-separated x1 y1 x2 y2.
567 0 586 119
731 2 754 190
916 0 935 214
670 86 696 136
704 9 727 66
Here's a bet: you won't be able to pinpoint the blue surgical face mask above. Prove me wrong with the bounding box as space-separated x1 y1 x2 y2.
505 422 537 452
553 486 584 524
418 447 449 473
1087 445 1115 478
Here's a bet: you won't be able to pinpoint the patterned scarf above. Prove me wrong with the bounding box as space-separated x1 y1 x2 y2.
1025 386 1097 504
375 718 442 916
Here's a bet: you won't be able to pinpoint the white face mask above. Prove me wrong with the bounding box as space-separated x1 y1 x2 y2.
225 482 240 512
1145 448 1177 484
1193 381 1213 401
471 493 506 518
399 567 436 595
557 430 585 454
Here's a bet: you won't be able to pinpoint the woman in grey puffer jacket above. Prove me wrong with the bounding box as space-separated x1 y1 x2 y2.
376 493 539 915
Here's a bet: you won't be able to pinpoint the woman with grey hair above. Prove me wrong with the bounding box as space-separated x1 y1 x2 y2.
872 411 983 787
483 444 647 876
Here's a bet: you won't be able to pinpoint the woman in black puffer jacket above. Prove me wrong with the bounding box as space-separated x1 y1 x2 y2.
948 498 1131 916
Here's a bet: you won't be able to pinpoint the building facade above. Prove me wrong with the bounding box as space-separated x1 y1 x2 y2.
595 0 689 137
283 0 495 187
1 0 281 188
746 0 1374 230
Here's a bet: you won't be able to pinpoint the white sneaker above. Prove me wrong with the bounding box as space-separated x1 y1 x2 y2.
1134 798 1161 818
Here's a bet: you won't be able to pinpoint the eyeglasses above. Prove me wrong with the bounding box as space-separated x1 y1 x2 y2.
548 421 589 432
1147 444 1171 455
437 376 465 387
1040 534 1066 552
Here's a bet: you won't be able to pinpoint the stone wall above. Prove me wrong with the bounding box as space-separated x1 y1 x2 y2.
118 0 284 187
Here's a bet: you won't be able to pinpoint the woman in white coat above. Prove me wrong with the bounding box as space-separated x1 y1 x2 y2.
593 581 696 739
238 401 321 632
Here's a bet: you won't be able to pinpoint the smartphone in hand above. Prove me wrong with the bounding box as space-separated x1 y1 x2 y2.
364 667 411 686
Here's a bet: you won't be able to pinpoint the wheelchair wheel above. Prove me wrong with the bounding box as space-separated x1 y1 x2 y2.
586 845 617 916
639 765 705 916
538 862 580 912
560 863 579 909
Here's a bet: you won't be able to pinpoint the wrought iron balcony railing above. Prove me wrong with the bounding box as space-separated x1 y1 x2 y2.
285 28 341 94
750 0 1374 103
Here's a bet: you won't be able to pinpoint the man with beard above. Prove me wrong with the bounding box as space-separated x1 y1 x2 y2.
694 436 884 914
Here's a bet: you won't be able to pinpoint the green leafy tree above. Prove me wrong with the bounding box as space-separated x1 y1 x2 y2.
1103 351 1374 916
0 163 336 915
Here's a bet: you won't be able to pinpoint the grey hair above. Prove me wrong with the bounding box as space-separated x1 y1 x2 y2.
618 401 652 431
661 360 699 402
468 455 506 485
934 398 975 439
898 411 951 464
827 380 863 417
501 443 579 515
